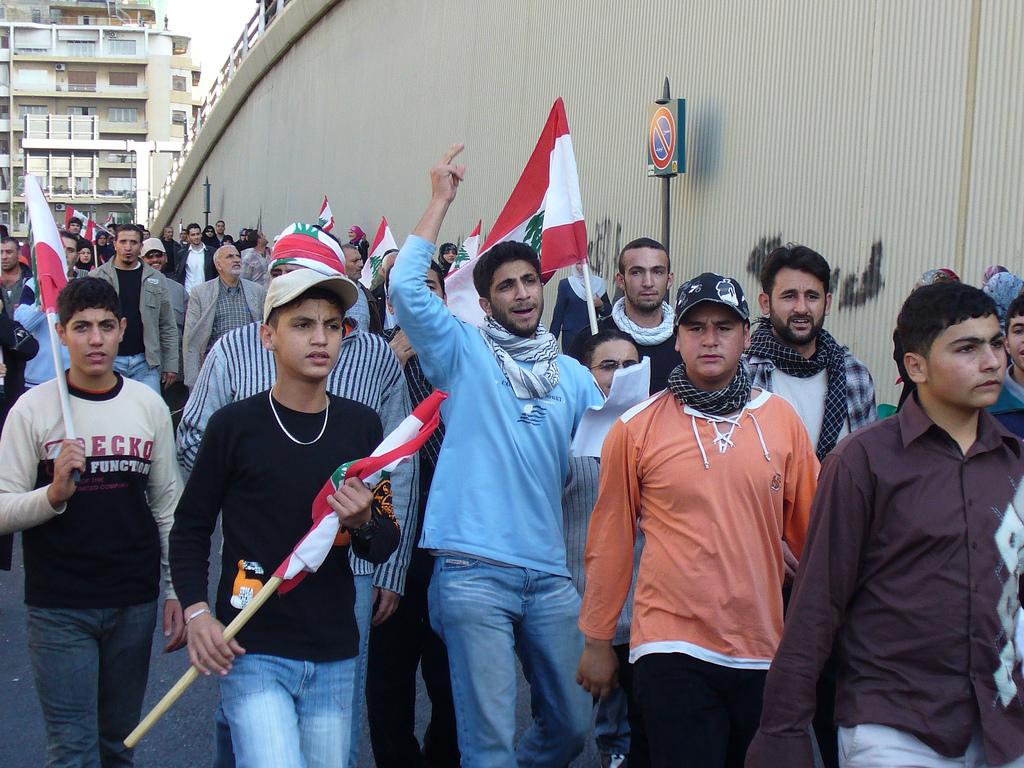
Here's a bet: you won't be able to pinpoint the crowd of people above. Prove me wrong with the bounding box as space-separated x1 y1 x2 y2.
0 145 1021 768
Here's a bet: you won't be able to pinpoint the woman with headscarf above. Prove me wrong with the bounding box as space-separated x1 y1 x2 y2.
201 224 219 250
982 270 1024 329
549 261 612 352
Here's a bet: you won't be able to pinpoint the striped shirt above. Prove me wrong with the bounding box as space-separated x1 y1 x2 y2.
563 455 638 646
176 322 418 594
209 281 258 349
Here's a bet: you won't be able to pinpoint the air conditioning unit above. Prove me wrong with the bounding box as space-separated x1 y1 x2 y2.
55 63 66 71
54 203 66 211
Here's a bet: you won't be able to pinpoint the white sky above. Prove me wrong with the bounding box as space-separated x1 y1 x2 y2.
166 0 257 95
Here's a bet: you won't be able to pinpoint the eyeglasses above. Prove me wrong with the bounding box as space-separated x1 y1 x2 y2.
590 360 639 373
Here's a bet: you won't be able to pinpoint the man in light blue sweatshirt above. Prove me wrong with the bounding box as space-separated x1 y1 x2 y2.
390 145 603 767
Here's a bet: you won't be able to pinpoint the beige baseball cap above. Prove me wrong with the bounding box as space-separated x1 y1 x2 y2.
141 237 165 256
263 268 359 323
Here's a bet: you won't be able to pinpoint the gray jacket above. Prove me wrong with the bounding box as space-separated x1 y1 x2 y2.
183 277 265 387
93 259 179 374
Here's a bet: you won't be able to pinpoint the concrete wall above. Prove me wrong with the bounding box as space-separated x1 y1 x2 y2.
155 0 1024 404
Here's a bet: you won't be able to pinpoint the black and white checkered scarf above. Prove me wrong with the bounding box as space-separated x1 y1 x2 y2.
667 361 752 416
479 317 560 400
748 317 847 460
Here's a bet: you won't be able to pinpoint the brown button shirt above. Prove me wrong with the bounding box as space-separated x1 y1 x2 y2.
747 395 1024 766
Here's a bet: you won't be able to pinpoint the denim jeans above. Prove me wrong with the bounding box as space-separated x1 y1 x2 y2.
113 352 160 394
26 602 157 768
349 572 373 766
594 686 631 756
428 556 591 767
219 653 356 768
210 573 371 768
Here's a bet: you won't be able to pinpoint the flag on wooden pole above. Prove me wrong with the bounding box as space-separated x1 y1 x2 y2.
275 390 447 593
445 98 588 325
123 389 449 749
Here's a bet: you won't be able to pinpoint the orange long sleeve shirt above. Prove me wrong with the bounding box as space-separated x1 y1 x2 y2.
579 389 819 666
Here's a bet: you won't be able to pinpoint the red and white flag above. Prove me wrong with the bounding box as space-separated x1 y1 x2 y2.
63 205 95 240
273 390 448 594
25 175 77 440
361 216 398 288
317 196 335 233
446 98 588 325
28 177 70 314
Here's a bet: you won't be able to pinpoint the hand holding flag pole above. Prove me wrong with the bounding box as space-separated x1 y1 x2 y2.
124 391 448 749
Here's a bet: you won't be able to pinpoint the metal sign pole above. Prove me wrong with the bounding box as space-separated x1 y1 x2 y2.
661 77 671 253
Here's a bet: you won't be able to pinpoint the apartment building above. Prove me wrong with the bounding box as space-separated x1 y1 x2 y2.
0 0 200 236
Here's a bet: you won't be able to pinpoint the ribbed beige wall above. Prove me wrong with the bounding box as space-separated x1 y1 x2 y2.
158 0 1023 405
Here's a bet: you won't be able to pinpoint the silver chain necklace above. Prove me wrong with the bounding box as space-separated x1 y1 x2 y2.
268 389 329 445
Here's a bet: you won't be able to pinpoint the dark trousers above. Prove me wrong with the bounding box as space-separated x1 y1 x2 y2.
0 533 12 570
366 548 459 768
634 652 766 768
26 602 156 768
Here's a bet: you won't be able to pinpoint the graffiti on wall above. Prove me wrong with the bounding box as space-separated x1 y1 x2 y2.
587 216 623 278
745 234 884 310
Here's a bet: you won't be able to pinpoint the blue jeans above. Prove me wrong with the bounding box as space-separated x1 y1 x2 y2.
428 557 591 767
113 353 160 394
349 572 373 766
594 686 631 756
211 573 372 768
26 602 156 768
219 653 356 768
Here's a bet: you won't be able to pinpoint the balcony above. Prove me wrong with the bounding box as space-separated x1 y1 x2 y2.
0 191 9 204
99 120 147 134
25 115 99 141
0 120 9 132
0 155 10 167
12 85 148 100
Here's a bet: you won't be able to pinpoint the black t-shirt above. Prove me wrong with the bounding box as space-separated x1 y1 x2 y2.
170 391 399 661
115 264 145 356
590 315 682 394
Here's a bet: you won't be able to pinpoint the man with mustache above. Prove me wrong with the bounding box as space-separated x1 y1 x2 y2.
745 244 877 767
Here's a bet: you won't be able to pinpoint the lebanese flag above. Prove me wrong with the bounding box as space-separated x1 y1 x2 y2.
317 196 335 233
444 220 483 323
361 216 397 289
445 98 587 325
63 205 97 241
27 176 70 313
273 390 448 594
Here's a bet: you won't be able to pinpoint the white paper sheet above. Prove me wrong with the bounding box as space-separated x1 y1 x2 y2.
570 357 652 458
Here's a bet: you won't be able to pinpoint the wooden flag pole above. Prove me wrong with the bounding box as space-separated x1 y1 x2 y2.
581 261 599 335
124 575 283 749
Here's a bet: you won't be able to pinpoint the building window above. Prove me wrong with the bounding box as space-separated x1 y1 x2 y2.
108 108 138 123
108 71 138 88
172 75 187 92
67 71 97 92
171 110 187 126
66 41 96 57
19 104 48 117
107 39 137 56
16 68 48 89
74 177 93 195
107 177 135 193
67 106 97 116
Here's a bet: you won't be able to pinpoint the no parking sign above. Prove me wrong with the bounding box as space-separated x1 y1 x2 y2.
647 99 685 176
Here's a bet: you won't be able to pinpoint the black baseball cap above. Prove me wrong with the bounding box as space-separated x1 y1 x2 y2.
673 272 750 326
